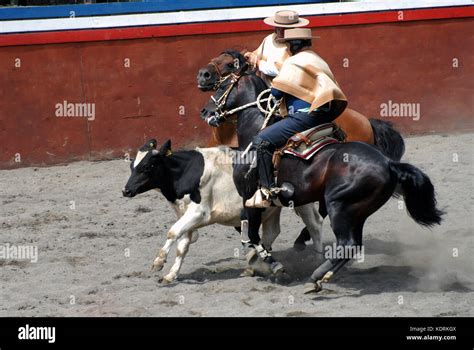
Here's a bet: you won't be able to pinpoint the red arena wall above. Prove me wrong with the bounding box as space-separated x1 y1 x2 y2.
0 12 472 169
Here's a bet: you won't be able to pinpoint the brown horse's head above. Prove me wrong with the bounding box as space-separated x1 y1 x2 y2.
196 50 248 91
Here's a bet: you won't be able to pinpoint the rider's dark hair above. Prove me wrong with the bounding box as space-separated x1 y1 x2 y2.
289 39 312 55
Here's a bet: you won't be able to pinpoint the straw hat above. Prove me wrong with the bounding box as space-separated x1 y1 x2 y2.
263 10 309 28
277 28 319 42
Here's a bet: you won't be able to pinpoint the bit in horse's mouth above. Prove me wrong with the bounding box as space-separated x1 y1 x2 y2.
197 84 214 90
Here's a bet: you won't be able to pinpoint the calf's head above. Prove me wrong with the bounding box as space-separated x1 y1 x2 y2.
122 139 172 197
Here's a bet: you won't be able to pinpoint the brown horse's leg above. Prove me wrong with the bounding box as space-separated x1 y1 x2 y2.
208 124 239 147
207 128 219 147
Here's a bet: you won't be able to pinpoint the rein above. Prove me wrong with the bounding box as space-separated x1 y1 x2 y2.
206 53 278 124
210 73 280 126
208 72 281 158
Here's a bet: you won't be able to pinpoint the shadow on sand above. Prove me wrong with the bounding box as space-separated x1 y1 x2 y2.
160 238 473 296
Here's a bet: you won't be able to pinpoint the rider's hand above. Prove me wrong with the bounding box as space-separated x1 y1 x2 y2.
244 52 258 67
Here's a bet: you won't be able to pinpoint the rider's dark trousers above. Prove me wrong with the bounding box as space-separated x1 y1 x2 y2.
257 101 346 149
252 100 347 189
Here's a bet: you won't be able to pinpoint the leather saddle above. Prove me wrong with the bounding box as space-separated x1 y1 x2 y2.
273 123 345 166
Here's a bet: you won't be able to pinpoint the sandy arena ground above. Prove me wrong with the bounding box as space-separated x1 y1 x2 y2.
0 133 473 317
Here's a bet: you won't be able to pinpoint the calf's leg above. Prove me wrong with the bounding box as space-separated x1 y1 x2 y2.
294 203 324 253
152 204 206 272
161 230 195 283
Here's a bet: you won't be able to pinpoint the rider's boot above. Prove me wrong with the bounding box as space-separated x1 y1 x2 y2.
245 139 277 208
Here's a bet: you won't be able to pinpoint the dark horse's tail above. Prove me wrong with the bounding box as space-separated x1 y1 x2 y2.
389 161 444 227
370 119 405 161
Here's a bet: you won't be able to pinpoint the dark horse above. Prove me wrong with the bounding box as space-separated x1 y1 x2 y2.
198 50 406 250
199 50 443 292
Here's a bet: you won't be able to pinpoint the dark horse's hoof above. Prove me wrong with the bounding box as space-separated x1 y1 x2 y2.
245 248 258 265
270 261 284 274
273 270 292 285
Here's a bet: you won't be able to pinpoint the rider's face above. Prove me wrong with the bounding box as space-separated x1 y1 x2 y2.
274 27 284 39
288 40 311 55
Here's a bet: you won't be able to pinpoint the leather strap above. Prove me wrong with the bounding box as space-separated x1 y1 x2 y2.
209 61 222 77
294 132 312 145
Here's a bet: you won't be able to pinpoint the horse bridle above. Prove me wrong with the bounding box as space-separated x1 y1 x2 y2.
207 52 243 89
209 73 241 122
209 60 224 82
205 54 276 125
201 54 245 125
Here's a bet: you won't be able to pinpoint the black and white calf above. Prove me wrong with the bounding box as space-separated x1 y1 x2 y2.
122 139 323 283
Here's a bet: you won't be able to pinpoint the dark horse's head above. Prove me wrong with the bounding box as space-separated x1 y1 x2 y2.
199 51 268 150
196 50 248 91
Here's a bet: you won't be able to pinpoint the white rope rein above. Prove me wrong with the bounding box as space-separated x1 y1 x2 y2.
210 75 280 159
218 88 277 118
240 89 281 158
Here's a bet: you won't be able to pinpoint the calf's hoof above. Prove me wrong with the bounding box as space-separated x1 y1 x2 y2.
159 275 176 284
151 258 165 272
303 281 323 294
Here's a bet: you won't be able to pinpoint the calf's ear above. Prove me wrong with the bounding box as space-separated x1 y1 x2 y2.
159 139 172 156
140 139 158 151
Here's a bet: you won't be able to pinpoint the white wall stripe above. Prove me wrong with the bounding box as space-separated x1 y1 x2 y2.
0 0 471 34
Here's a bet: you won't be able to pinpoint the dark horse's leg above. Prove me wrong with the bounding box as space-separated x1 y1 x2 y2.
304 153 394 293
304 201 364 293
245 207 284 274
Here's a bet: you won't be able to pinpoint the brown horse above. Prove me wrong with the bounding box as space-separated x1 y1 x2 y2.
207 121 239 148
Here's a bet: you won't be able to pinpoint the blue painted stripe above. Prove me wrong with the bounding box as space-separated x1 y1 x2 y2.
0 0 334 21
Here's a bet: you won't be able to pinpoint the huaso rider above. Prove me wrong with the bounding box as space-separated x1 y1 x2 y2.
246 28 348 208
244 10 309 86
